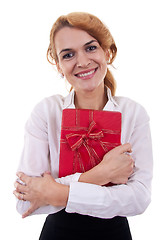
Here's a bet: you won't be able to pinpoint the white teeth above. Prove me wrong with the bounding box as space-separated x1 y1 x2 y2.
77 69 95 77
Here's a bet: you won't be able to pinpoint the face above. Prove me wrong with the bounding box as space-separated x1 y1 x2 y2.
54 27 108 93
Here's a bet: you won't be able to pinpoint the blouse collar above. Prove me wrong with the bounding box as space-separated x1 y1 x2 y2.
63 87 118 110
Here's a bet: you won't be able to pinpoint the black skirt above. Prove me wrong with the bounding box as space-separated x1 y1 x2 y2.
39 209 132 240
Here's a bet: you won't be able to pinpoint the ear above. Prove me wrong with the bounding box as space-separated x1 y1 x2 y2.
105 49 112 63
55 61 64 76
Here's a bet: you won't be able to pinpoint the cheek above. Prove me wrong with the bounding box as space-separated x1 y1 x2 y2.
98 58 108 78
99 58 107 72
59 62 74 77
95 52 107 67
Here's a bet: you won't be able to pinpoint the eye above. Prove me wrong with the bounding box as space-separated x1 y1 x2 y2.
62 52 74 60
86 45 97 52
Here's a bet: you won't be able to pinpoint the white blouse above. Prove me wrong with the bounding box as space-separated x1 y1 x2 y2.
16 88 153 219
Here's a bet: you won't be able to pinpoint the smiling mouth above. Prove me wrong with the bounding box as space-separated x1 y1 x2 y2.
75 68 98 78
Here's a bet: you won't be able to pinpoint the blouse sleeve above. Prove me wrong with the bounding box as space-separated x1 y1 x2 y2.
16 101 81 216
65 104 153 218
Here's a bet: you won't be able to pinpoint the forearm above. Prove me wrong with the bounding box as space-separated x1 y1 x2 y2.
44 168 107 209
66 178 151 219
79 143 134 186
78 163 110 186
48 165 110 208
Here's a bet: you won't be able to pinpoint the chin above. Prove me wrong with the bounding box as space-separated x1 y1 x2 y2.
82 82 103 92
80 86 97 93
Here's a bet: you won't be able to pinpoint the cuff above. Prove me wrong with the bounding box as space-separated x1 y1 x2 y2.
65 181 105 216
55 173 82 185
71 172 82 182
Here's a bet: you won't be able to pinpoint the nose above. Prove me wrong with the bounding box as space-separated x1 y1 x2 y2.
76 52 91 68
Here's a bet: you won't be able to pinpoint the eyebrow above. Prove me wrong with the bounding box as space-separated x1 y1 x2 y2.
58 40 98 55
84 40 98 46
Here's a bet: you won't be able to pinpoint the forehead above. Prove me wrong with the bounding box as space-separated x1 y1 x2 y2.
54 27 96 52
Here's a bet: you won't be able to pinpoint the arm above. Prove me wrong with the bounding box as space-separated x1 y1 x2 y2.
78 143 133 186
15 142 133 218
65 106 153 218
15 100 134 216
15 101 83 216
16 100 153 218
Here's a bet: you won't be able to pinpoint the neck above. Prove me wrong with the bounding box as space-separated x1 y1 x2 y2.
74 85 108 110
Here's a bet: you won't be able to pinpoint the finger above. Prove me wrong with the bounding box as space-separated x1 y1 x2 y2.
129 166 134 176
41 171 51 177
16 172 29 184
43 172 56 182
44 171 51 175
14 181 27 193
132 160 135 168
117 143 132 154
13 190 20 199
16 178 26 186
127 156 134 165
13 190 26 201
22 203 38 218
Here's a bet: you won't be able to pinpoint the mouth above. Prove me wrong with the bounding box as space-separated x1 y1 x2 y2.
75 67 98 79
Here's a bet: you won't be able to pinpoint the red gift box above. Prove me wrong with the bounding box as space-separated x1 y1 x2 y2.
59 109 121 180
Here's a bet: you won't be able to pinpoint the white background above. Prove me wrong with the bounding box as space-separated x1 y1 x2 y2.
0 0 159 239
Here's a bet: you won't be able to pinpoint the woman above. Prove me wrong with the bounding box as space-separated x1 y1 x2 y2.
14 12 153 239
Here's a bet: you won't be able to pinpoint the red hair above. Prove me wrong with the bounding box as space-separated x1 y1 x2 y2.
47 12 117 95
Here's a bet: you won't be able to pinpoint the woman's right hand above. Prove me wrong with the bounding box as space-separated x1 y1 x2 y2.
79 143 134 186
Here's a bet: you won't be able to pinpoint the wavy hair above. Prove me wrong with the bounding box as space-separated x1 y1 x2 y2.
47 12 117 95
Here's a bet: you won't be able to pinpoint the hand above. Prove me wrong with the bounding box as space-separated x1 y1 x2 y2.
13 172 53 218
13 172 69 218
100 143 134 184
79 143 134 186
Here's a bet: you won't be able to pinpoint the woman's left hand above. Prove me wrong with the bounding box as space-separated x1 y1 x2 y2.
13 172 69 218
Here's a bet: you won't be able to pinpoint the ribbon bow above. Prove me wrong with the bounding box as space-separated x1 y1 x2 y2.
65 121 107 172
66 121 104 151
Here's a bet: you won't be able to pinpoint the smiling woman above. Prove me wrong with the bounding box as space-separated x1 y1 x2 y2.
47 12 117 96
54 27 109 109
14 12 153 240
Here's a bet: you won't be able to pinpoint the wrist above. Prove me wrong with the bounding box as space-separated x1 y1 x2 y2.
60 184 69 206
47 181 69 207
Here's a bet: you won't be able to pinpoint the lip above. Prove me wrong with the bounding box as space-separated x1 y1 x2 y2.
75 67 98 80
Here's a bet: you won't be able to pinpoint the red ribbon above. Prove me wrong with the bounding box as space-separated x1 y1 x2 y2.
66 121 107 172
66 121 104 150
